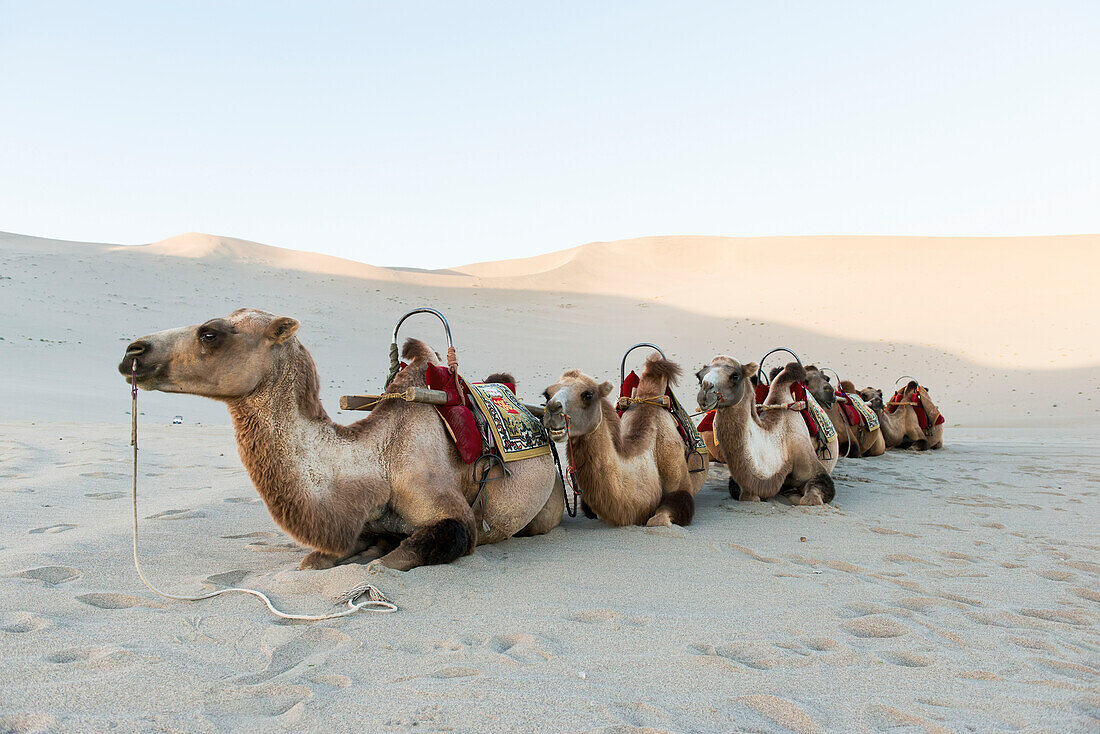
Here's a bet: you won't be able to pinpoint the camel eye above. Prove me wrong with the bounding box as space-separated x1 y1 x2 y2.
581 390 594 402
199 329 218 344
730 371 740 381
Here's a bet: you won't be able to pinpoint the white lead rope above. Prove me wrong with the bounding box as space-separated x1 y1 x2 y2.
129 366 396 620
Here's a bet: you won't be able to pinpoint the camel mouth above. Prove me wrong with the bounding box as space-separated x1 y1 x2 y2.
119 357 161 385
545 425 568 442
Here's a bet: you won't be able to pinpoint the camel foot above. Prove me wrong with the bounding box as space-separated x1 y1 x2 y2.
298 550 339 570
797 489 825 506
728 477 742 499
645 511 673 528
378 518 475 572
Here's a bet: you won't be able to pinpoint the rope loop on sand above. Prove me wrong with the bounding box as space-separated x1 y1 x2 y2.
129 362 396 620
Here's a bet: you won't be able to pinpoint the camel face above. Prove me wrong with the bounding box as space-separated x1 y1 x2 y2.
860 387 885 412
118 308 300 399
542 370 613 441
695 356 756 411
803 367 836 408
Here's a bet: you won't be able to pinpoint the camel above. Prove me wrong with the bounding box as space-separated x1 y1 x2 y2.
695 358 836 505
541 354 707 527
803 367 885 458
860 381 944 450
117 308 563 572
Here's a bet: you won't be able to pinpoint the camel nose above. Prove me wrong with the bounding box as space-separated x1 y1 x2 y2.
126 339 149 357
546 399 562 415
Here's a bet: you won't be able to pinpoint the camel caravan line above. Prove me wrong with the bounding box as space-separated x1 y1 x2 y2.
118 307 945 618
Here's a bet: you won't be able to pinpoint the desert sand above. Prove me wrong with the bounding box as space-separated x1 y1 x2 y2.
1 231 1097 732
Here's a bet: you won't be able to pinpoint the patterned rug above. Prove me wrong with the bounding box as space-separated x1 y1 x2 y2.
667 391 709 467
465 381 551 462
846 392 880 432
803 391 838 443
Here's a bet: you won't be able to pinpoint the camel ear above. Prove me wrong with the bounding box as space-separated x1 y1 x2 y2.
741 362 758 380
266 317 299 344
598 380 613 397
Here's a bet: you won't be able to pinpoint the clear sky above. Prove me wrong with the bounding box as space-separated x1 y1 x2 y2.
1 1 1097 268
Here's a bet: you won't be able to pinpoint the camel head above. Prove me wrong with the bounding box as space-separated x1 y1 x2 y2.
803 366 836 408
695 356 757 411
859 387 885 412
904 380 941 425
118 308 302 399
541 370 613 441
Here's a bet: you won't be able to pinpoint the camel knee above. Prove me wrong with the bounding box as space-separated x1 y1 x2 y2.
654 490 694 526
380 517 475 571
800 473 835 505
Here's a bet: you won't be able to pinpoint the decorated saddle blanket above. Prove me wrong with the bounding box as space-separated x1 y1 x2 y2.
418 363 547 464
465 380 550 462
887 388 945 432
797 384 837 445
620 370 708 464
837 391 879 431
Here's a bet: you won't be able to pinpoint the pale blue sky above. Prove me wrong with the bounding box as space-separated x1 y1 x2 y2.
1 1 1097 268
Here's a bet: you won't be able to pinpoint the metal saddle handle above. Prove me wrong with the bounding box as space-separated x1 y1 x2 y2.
620 343 667 388
756 347 803 386
386 308 456 388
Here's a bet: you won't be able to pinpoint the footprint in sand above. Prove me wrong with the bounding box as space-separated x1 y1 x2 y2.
203 683 311 725
145 508 206 520
0 713 60 734
45 646 112 664
859 705 949 733
735 695 821 734
232 627 353 685
224 496 261 504
79 471 127 479
206 570 250 587
76 593 162 610
427 666 480 679
0 611 52 633
28 524 76 534
842 615 909 638
7 566 81 585
490 633 556 663
222 531 281 540
879 651 933 667
85 491 127 500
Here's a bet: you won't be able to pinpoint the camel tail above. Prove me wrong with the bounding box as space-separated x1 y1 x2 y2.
484 372 516 385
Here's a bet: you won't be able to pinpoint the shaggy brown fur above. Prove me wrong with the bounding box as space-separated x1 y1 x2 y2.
484 372 517 385
543 355 707 527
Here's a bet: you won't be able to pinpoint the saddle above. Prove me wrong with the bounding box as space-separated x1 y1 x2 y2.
836 389 880 432
887 387 945 435
619 370 708 471
407 363 549 464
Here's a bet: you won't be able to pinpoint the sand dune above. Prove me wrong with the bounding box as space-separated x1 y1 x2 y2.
1 229 1098 731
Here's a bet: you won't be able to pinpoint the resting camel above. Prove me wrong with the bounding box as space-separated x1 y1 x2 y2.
859 381 944 451
803 366 885 458
541 354 707 527
117 308 562 572
696 358 836 505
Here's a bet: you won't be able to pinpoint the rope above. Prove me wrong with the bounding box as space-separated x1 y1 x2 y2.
349 389 427 411
384 341 400 389
129 362 396 620
615 395 670 411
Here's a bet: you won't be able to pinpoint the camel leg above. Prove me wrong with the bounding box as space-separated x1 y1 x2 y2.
299 535 376 570
729 476 761 501
646 490 694 527
795 473 835 506
376 516 476 571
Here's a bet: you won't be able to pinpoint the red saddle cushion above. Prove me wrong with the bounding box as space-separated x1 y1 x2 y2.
697 410 715 432
788 382 820 438
617 370 641 417
425 364 483 464
754 383 770 405
836 391 861 427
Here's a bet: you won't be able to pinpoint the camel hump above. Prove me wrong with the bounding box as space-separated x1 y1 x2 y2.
840 379 857 393
401 337 440 364
484 372 516 385
640 354 681 386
